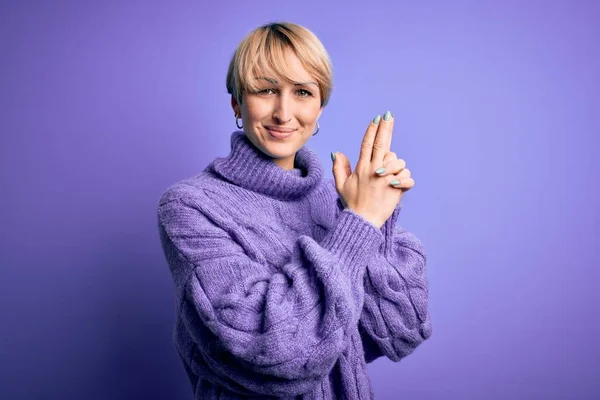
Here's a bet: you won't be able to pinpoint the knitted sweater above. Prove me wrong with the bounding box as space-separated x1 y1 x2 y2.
157 131 432 399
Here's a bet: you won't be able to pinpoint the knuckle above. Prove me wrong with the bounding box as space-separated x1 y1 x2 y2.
354 161 366 174
383 152 397 162
355 163 369 175
361 140 373 150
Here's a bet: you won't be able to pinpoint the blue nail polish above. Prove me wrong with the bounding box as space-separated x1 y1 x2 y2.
390 179 401 186
383 111 392 121
330 152 336 162
372 115 381 125
375 167 386 174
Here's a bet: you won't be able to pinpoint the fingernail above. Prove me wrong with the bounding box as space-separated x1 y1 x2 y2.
330 152 336 162
372 115 381 125
375 167 386 174
383 111 392 121
390 179 401 186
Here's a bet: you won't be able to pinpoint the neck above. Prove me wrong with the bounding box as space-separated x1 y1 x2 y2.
273 154 296 170
206 131 323 201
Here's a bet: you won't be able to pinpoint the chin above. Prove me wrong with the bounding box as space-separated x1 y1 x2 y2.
261 142 297 158
248 129 306 157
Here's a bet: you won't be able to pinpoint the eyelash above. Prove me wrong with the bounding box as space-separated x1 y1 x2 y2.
258 88 314 98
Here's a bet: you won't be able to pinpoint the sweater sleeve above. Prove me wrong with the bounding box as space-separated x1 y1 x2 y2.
358 206 433 363
158 193 384 397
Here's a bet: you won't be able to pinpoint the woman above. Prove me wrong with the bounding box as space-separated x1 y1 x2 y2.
158 22 432 399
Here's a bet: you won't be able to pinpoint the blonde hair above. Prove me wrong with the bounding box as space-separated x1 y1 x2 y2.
226 22 333 107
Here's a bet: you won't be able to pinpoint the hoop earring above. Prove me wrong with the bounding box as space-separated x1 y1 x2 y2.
312 121 320 136
235 116 243 129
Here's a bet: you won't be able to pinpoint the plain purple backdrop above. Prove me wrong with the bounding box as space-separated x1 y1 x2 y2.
1 1 599 399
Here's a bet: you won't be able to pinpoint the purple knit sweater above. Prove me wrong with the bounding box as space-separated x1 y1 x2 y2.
157 131 432 399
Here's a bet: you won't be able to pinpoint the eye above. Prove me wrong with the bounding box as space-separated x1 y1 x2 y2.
258 88 276 95
296 89 313 97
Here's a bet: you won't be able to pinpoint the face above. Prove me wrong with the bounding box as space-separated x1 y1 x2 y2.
231 49 323 170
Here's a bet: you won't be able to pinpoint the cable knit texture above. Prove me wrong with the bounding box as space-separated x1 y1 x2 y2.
157 131 432 399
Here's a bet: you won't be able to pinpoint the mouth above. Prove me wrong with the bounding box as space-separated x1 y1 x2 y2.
265 126 296 139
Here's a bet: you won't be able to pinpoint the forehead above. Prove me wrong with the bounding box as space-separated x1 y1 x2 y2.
256 49 315 84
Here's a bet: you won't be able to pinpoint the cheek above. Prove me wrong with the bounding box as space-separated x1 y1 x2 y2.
299 105 321 123
245 102 271 121
241 98 259 116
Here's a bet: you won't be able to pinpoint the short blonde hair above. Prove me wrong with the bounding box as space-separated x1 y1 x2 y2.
226 22 333 108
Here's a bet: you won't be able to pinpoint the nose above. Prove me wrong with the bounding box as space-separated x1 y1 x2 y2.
272 92 292 124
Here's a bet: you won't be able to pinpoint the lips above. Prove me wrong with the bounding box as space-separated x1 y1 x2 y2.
265 127 296 139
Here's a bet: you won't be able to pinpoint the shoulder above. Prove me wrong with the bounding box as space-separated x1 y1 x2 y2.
158 168 245 207
158 171 211 204
157 170 234 222
157 170 267 230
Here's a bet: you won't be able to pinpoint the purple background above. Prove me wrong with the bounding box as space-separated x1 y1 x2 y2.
1 1 599 399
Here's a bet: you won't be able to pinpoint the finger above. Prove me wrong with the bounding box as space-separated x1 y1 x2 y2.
387 125 393 153
375 157 406 177
374 152 398 175
386 117 394 153
371 111 394 164
357 115 381 170
390 177 415 190
382 152 398 165
391 167 411 180
332 152 351 192
381 112 394 155
338 152 352 177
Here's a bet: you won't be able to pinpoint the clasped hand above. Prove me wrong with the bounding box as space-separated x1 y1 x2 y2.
332 112 414 229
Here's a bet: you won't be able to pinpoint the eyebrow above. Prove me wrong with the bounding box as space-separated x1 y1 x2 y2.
257 77 318 87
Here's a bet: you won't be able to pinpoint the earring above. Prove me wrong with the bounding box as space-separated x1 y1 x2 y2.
235 116 243 129
312 121 320 136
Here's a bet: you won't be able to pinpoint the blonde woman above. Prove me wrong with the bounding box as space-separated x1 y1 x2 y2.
158 22 432 399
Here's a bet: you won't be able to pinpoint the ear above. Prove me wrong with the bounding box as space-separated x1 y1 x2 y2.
231 95 240 117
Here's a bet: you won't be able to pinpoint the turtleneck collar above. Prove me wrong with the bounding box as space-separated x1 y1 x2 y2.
206 131 324 201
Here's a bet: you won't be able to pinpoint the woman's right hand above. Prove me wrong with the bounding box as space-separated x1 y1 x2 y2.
331 112 409 229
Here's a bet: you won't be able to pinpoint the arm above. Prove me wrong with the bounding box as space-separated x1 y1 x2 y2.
359 206 433 363
329 179 431 363
158 192 384 397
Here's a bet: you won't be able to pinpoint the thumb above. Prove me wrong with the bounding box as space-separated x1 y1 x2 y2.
331 152 352 190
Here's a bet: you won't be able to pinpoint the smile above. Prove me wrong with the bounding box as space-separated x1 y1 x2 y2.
265 127 296 139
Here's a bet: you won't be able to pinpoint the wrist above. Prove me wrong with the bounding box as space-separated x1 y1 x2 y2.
346 208 384 229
